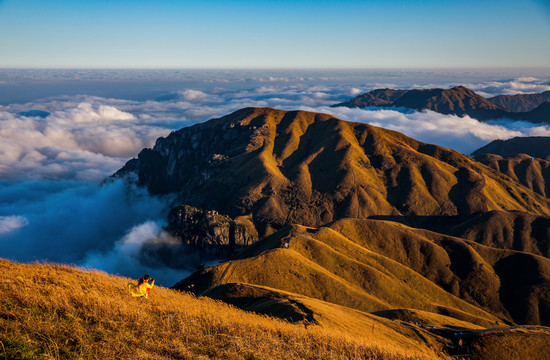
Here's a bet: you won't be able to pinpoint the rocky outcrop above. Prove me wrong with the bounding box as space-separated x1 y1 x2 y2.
166 205 257 258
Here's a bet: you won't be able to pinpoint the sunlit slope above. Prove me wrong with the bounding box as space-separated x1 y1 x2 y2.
0 259 441 360
115 107 550 236
201 282 454 353
194 280 550 360
447 210 550 258
177 219 550 327
476 153 550 198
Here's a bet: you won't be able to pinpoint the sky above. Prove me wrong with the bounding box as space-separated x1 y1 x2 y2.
0 0 549 68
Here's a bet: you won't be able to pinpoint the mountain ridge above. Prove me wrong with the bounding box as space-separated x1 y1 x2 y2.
489 91 550 112
114 107 550 239
333 87 550 123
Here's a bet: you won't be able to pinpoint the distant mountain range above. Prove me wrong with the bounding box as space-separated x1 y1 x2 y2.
489 90 550 112
333 86 550 123
473 136 550 158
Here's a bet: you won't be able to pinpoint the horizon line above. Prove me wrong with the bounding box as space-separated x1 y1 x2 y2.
2 66 550 71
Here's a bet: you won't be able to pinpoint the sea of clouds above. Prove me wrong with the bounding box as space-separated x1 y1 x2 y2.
1 69 549 285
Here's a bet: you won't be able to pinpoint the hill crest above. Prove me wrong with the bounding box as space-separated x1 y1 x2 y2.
114 107 550 237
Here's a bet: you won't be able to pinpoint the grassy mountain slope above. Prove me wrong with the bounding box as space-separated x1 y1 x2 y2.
177 219 550 327
447 210 550 258
114 108 550 237
475 153 550 200
0 259 441 360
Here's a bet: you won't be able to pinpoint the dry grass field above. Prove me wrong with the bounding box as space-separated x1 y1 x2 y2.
0 259 442 360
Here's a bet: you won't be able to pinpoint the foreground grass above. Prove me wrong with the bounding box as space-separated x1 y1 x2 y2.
0 259 440 360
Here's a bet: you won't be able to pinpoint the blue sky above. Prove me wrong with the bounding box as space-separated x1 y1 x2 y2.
0 0 549 68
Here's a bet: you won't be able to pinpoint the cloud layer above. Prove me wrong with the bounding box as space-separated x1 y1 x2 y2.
0 179 196 285
306 106 550 155
2 74 549 183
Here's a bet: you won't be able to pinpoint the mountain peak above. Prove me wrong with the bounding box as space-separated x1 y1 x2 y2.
114 107 550 237
333 86 512 121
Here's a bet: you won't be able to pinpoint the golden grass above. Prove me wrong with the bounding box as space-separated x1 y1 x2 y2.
465 326 550 360
0 259 442 360
206 221 505 327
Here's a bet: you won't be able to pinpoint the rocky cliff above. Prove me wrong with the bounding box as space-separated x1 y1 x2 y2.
166 205 257 257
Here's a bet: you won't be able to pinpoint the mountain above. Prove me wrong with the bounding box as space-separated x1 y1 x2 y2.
333 87 550 123
333 86 511 120
523 101 550 123
489 91 550 112
447 210 550 258
114 107 550 238
472 137 550 158
334 88 409 108
176 219 550 327
104 107 550 358
474 153 550 200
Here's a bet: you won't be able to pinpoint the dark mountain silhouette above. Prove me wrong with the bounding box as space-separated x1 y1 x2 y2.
522 101 550 123
333 86 510 120
335 88 408 108
472 137 550 158
114 107 550 237
489 90 550 112
333 86 550 123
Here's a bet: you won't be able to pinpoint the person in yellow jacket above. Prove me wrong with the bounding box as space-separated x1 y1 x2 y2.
128 274 155 298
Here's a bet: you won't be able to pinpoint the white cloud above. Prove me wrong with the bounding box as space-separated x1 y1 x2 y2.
177 89 210 101
81 221 197 286
515 77 539 83
0 100 173 181
3 75 550 183
349 88 363 96
466 77 550 97
0 215 29 234
298 106 539 155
